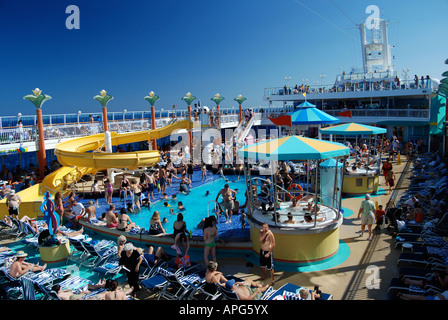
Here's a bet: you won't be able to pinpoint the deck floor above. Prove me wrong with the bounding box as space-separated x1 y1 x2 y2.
0 158 411 300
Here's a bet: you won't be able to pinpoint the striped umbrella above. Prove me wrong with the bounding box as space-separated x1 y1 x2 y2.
238 135 349 161
319 123 387 136
269 101 340 126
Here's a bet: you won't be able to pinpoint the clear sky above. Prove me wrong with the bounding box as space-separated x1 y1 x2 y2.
0 0 447 116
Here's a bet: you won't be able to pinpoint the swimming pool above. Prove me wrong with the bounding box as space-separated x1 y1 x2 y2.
130 175 248 236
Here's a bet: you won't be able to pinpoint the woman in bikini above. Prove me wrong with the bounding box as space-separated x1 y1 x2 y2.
54 191 64 222
120 175 131 201
103 178 113 204
117 208 135 232
203 216 218 266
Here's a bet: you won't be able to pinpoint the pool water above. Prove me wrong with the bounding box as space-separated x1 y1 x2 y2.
78 170 250 240
132 175 248 236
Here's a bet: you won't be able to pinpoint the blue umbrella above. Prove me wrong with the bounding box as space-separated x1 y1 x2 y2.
287 102 340 125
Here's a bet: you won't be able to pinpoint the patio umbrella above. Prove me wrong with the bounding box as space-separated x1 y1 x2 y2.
269 101 340 127
238 135 349 161
319 123 387 136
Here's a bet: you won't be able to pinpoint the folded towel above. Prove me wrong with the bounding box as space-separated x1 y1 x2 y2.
283 291 300 300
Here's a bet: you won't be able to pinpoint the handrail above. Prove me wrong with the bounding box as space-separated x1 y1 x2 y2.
39 184 60 196
237 115 256 145
206 200 222 220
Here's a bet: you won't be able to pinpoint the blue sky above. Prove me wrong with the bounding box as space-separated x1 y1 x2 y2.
0 0 447 116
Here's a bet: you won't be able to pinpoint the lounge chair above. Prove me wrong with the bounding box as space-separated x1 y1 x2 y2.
0 220 12 232
394 233 447 249
66 237 92 266
216 277 274 301
81 241 117 268
33 281 60 300
0 267 23 299
267 283 333 300
140 264 184 297
57 275 91 293
387 277 443 299
399 267 436 280
93 256 123 280
157 269 203 300
184 272 229 300
19 277 36 300
396 251 447 269
6 218 26 240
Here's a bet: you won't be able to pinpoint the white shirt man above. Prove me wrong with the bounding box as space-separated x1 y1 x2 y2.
70 200 85 218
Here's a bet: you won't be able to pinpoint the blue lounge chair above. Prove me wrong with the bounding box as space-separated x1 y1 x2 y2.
140 265 181 296
214 276 274 300
20 277 36 300
157 269 204 300
0 267 23 299
267 283 333 300
66 237 92 266
6 218 26 240
81 241 117 268
93 256 123 279
33 281 60 300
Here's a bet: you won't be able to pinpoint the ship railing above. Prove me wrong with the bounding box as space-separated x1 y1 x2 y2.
264 79 434 97
324 108 430 119
0 108 286 146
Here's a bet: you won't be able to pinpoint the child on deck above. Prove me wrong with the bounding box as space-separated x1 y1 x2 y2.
375 204 385 229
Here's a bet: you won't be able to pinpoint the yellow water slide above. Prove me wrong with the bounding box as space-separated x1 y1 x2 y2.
0 120 193 218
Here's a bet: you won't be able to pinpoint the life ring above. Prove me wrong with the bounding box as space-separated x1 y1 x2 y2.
287 183 303 201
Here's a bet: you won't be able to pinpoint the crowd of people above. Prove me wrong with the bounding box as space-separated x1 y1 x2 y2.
385 149 448 300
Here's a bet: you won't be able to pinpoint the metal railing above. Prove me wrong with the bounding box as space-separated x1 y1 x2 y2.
264 79 434 97
0 103 431 147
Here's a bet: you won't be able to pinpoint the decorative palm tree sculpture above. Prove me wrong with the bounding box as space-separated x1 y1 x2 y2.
211 93 225 127
181 92 196 107
94 89 113 132
181 92 196 160
144 91 160 107
23 88 52 109
23 88 52 180
94 89 114 107
234 94 246 123
144 91 160 150
211 93 225 107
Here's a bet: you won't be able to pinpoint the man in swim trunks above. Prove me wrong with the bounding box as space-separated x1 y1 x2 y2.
105 204 119 228
259 223 275 285
5 190 21 218
225 279 270 300
144 171 155 200
159 166 167 194
216 184 237 223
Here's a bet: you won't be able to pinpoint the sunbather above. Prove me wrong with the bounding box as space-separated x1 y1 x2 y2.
104 280 133 300
52 279 110 300
143 244 169 266
225 278 270 300
399 269 448 291
397 290 448 300
204 261 228 294
9 251 46 278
